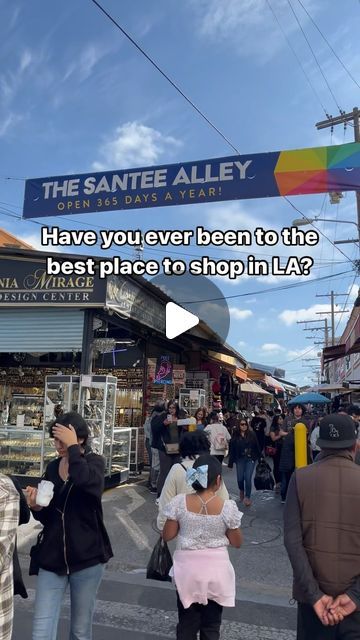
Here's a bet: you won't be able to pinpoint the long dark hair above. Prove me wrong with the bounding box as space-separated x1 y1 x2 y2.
271 414 285 432
233 417 250 438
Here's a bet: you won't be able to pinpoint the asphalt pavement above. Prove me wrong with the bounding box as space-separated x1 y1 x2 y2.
14 464 297 639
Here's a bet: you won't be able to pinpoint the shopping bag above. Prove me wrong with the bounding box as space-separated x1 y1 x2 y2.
146 537 172 582
254 457 275 491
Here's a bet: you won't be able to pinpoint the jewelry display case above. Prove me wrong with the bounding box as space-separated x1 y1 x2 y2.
44 375 80 423
9 394 44 428
77 375 118 477
0 428 54 479
110 427 131 483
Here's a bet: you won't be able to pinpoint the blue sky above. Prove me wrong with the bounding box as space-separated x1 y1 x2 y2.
1 0 360 385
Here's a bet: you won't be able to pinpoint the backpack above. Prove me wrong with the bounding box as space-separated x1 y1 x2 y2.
213 432 226 451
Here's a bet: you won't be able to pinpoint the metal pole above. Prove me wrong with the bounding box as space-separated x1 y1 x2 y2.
352 107 360 245
330 291 335 346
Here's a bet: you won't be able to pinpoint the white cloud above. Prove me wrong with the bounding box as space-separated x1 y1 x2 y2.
279 303 330 326
279 301 352 326
92 121 182 171
189 0 317 62
238 340 246 347
0 112 23 137
63 44 106 83
19 50 33 74
287 347 319 359
229 307 253 320
261 343 286 353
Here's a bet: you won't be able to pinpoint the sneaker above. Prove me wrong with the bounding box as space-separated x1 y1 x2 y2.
243 498 251 507
281 499 286 504
149 486 157 494
155 498 160 506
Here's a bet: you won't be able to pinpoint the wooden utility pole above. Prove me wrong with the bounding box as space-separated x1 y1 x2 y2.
315 291 349 346
316 107 360 246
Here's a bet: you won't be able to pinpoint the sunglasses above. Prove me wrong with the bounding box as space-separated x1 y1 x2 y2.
240 422 247 425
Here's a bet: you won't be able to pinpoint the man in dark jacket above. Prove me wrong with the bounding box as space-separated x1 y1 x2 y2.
284 413 360 638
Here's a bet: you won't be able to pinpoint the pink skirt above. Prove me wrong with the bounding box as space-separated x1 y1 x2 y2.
172 547 236 609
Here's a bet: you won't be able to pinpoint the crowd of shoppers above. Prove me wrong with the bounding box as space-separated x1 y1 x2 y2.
3 399 360 639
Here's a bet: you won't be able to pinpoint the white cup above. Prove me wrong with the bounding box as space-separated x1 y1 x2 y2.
36 480 54 507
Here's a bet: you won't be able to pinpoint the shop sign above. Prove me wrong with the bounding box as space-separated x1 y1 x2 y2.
0 257 106 306
22 142 360 218
106 276 165 333
154 355 173 384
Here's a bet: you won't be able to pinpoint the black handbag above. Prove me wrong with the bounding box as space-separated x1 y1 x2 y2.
254 457 275 491
146 537 172 582
29 530 44 576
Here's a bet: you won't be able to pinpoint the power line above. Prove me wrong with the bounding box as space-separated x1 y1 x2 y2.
284 196 356 264
335 273 358 332
265 0 329 117
286 0 343 112
89 0 241 155
181 269 353 303
295 0 360 91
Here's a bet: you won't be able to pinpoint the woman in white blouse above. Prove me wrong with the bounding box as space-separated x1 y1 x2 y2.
157 431 229 532
163 454 242 640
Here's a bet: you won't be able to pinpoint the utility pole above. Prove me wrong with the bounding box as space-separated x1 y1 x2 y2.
297 318 330 346
316 107 360 246
315 291 349 346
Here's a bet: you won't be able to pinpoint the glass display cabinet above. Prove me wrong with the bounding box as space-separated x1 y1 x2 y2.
9 394 44 428
44 376 80 423
0 428 54 479
2 374 130 486
110 427 131 483
78 375 118 476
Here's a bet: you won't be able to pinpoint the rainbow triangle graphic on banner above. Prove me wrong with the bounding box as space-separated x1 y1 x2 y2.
274 142 360 196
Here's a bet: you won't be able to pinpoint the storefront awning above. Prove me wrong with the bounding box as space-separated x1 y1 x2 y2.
235 368 247 381
241 381 271 395
264 374 285 392
323 311 360 363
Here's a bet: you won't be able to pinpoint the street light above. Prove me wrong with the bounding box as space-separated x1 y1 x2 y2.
292 218 359 245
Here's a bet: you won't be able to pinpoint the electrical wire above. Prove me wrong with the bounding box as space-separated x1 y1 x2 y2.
265 0 329 117
335 274 358 333
295 0 360 91
283 196 356 264
181 269 353 303
286 0 343 113
89 0 241 155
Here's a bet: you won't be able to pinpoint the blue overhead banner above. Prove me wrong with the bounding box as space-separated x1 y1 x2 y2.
22 143 360 218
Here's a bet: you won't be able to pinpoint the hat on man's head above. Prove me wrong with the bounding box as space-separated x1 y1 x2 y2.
317 413 357 449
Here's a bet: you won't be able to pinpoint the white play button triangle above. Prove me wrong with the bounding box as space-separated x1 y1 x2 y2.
166 302 199 339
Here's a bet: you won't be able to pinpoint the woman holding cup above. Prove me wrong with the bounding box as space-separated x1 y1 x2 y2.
151 400 182 498
25 411 113 640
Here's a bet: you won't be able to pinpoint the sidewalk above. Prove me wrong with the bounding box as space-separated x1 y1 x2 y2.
15 465 297 638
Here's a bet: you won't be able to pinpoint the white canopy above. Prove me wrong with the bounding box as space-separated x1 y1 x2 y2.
241 381 271 396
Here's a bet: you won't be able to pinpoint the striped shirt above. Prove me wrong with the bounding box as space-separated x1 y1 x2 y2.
0 475 19 640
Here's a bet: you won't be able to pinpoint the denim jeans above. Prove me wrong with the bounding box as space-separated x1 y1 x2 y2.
281 471 293 502
235 458 255 499
32 563 105 640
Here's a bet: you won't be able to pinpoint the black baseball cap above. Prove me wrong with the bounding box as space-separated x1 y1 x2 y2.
317 413 357 449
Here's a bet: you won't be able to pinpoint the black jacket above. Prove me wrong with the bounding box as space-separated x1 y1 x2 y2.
151 412 182 452
228 432 260 465
30 445 113 576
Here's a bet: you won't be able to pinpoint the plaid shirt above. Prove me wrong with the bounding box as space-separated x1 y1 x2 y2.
0 475 19 640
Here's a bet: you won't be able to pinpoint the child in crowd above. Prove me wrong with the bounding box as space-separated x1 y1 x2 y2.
163 454 242 640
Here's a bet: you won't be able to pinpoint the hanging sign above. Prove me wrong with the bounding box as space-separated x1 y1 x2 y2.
22 143 360 218
154 356 173 385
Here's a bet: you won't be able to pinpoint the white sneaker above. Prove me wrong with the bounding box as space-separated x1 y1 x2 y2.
155 498 160 506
